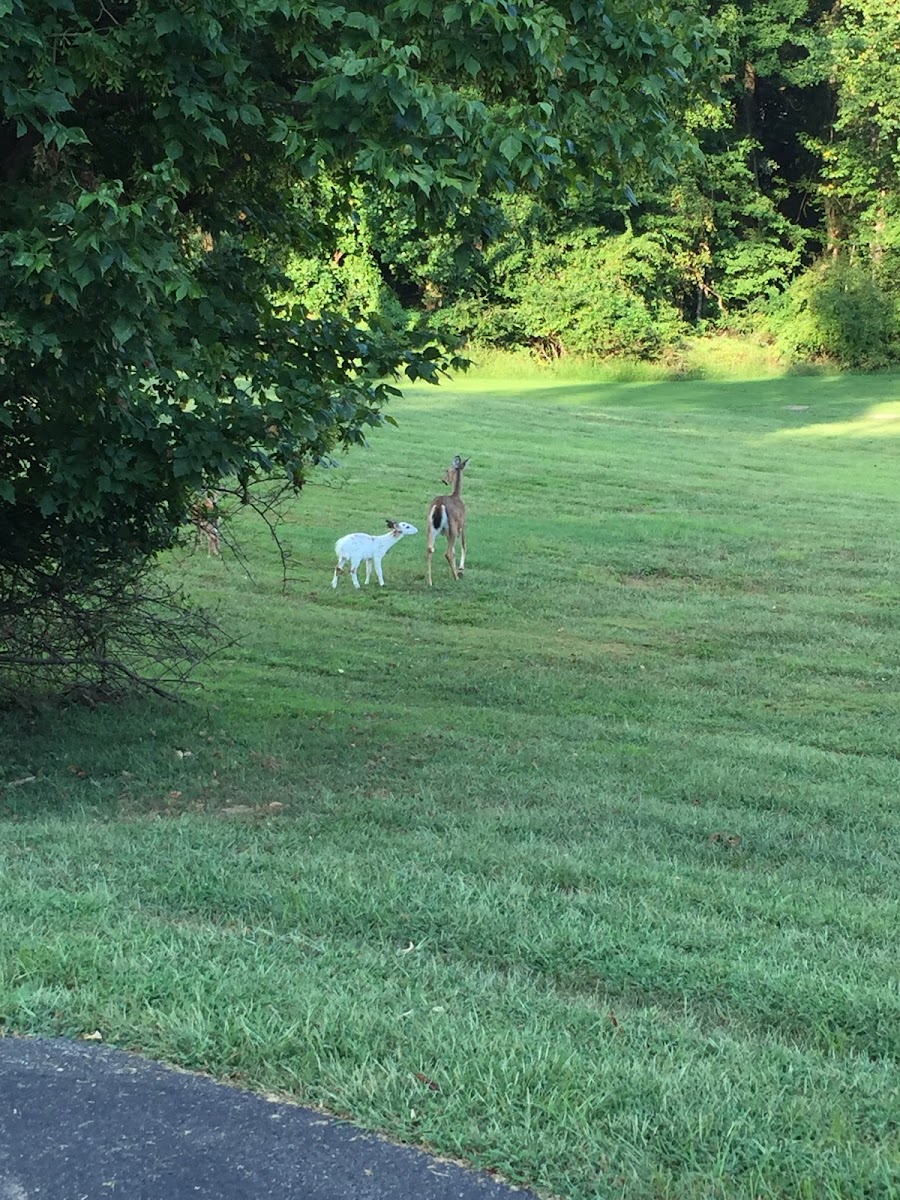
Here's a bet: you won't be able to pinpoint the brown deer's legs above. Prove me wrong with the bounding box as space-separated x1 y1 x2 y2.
445 532 459 580
458 528 467 575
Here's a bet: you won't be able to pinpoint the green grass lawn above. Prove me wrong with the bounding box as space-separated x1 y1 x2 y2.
2 361 900 1199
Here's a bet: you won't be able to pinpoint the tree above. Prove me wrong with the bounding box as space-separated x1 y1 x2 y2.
807 0 900 269
0 0 720 697
764 0 900 367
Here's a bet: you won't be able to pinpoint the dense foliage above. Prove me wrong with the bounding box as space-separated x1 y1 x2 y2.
0 0 719 695
296 0 900 366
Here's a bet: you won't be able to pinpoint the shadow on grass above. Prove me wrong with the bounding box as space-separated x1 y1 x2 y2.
0 697 206 820
0 690 452 824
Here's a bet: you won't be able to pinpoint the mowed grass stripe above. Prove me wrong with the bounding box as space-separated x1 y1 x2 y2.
2 364 900 1198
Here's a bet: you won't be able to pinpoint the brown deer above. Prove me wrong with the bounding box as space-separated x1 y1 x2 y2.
426 456 469 586
190 492 221 557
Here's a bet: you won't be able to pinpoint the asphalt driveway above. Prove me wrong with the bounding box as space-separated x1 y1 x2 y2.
0 1037 539 1200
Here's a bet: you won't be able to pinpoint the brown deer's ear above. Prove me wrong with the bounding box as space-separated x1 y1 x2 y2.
460 458 470 469
385 519 396 528
452 456 462 467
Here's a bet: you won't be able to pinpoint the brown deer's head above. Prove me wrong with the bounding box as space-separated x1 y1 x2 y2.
441 455 470 486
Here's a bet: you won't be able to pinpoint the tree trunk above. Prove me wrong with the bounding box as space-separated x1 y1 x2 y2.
739 61 761 190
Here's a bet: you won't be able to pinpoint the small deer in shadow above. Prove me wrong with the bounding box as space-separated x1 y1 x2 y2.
426 456 469 586
190 491 221 557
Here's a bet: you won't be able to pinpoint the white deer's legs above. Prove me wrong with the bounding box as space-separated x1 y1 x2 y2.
333 555 364 588
363 556 388 585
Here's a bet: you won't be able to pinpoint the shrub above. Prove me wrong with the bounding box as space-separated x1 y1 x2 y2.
774 258 900 368
464 230 685 361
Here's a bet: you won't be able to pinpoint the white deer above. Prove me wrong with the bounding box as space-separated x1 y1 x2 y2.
426 455 469 586
332 520 418 589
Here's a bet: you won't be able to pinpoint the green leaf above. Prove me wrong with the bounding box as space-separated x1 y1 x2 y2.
56 283 78 308
499 133 522 162
155 11 182 34
112 318 135 346
672 43 692 67
34 89 73 117
344 10 378 36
